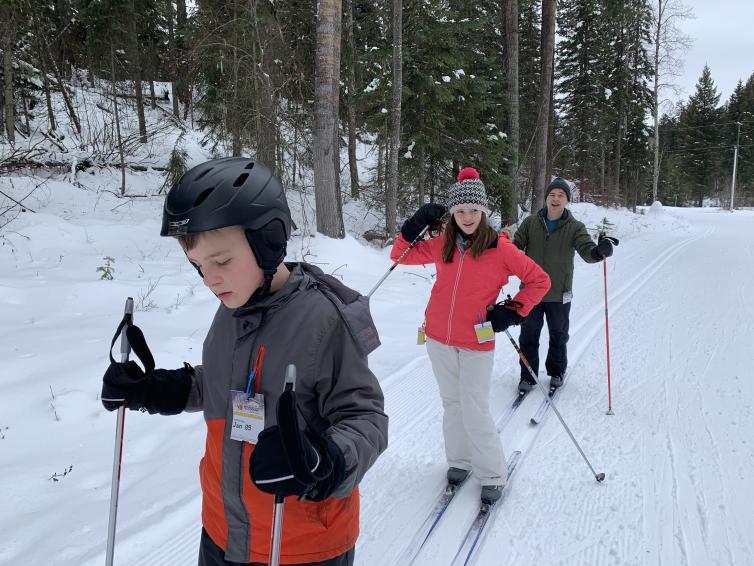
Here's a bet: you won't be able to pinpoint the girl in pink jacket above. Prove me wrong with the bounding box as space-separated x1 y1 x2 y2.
390 167 550 503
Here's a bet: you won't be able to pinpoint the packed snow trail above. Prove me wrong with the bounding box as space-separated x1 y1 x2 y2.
358 209 754 566
3 205 754 566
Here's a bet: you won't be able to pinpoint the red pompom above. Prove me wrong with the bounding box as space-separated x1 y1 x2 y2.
457 167 480 182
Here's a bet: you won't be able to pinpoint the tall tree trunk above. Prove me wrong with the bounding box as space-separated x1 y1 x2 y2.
129 0 147 143
2 12 15 144
41 66 56 131
345 0 360 199
48 48 81 134
651 0 663 203
377 133 384 196
417 144 426 206
176 0 189 114
167 0 180 117
615 105 624 200
249 0 277 168
531 0 555 209
385 0 403 237
230 6 242 157
546 58 555 183
313 0 344 238
504 0 520 224
111 42 126 195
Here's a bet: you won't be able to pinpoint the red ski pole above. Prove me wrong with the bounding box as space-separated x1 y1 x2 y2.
603 258 614 415
599 234 618 415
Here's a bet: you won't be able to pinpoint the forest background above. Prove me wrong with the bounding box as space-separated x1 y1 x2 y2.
2 0 753 239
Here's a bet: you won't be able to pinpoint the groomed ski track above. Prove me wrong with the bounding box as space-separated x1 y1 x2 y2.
84 209 754 566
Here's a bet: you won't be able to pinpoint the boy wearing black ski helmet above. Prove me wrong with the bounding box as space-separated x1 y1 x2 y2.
100 157 387 565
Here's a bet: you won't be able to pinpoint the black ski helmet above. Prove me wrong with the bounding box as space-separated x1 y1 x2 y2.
161 157 291 277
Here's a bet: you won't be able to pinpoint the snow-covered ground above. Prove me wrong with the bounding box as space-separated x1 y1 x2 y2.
1 171 752 566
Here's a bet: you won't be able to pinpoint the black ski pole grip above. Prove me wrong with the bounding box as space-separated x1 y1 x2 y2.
277 365 319 485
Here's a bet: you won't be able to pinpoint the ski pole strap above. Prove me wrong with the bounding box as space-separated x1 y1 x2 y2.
498 295 524 310
109 316 156 373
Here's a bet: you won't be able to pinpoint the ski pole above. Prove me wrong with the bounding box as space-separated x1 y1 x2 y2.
503 328 605 482
268 364 297 566
106 297 134 566
598 234 619 416
367 225 430 297
603 257 614 415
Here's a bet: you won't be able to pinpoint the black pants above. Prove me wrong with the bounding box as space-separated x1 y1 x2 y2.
518 301 571 380
198 528 355 566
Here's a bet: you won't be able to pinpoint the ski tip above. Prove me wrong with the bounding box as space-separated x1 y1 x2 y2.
595 472 606 482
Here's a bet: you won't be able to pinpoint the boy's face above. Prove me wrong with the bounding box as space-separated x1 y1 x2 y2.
185 226 264 308
546 188 568 217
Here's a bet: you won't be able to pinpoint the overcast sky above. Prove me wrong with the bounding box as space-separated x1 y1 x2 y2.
676 0 754 105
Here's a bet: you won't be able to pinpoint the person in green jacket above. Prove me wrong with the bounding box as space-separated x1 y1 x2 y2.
512 178 615 393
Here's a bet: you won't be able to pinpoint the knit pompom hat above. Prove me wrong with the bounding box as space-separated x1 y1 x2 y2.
447 167 490 216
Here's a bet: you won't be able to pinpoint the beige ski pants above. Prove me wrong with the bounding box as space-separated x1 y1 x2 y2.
426 338 506 485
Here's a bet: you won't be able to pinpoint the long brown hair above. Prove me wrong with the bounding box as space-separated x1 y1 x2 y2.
441 213 497 263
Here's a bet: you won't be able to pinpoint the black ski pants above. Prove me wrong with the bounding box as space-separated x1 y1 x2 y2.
518 301 571 381
198 528 355 566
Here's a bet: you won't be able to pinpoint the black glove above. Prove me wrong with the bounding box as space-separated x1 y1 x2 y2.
591 234 617 260
101 362 193 415
250 426 346 501
486 303 525 332
250 381 346 501
400 203 447 242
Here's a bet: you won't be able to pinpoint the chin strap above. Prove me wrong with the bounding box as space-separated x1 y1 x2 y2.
242 270 275 306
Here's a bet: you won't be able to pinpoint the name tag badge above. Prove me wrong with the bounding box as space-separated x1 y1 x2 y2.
417 324 426 345
230 390 265 443
474 321 495 344
563 290 573 304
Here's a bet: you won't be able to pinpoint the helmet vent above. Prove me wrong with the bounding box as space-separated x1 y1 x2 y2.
244 162 255 170
233 173 249 187
193 188 214 207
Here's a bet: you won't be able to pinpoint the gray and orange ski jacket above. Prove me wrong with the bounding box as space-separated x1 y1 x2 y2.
183 263 387 564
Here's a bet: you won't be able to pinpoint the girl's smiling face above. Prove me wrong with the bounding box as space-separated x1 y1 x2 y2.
453 208 483 235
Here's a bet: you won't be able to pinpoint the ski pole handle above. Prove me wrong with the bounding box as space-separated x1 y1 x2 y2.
119 298 134 363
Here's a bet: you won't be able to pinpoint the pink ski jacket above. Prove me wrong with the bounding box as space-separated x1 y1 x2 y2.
391 232 550 351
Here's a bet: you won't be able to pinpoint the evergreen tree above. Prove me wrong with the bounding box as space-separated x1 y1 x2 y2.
555 0 607 196
724 77 754 205
517 0 541 203
678 64 723 206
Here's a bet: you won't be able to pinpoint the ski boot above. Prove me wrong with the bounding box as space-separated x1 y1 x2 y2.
481 484 504 505
447 467 471 486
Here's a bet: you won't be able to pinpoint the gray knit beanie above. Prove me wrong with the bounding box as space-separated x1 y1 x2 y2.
447 167 490 215
545 178 572 201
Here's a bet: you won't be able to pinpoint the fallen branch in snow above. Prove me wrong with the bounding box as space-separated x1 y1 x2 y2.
0 158 167 174
49 465 73 482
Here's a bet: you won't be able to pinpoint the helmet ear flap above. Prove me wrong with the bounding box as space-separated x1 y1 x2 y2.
245 220 288 275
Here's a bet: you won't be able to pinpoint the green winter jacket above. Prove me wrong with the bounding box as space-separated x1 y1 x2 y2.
513 208 599 303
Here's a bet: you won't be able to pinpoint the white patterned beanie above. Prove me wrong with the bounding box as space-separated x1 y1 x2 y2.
447 167 490 216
